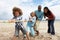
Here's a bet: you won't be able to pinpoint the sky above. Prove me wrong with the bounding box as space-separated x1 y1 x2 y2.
0 0 60 20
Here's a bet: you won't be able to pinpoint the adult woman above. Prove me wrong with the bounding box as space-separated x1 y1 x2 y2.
44 7 55 35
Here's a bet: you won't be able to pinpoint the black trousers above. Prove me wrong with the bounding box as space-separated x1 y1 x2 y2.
48 19 55 35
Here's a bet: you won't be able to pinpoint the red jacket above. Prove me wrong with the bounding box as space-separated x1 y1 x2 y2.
44 13 55 20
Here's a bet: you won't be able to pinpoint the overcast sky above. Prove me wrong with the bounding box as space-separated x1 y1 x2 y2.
0 0 60 20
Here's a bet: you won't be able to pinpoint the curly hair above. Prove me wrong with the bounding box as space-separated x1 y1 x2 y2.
12 7 23 17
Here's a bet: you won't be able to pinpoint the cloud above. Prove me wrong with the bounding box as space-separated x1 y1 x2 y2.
0 0 60 20
42 0 60 7
0 0 35 20
20 0 33 2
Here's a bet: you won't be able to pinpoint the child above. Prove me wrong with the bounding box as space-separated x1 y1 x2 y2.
11 7 30 40
44 7 55 35
26 12 36 37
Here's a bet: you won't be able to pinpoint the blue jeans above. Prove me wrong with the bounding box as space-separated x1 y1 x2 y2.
48 19 55 35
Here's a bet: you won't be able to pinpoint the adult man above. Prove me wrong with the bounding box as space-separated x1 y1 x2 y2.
34 5 44 35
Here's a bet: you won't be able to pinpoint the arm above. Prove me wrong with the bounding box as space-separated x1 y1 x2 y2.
8 19 16 23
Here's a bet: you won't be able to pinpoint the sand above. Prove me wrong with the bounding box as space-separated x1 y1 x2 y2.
0 21 60 40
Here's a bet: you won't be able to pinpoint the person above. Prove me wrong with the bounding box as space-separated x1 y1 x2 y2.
26 12 36 37
10 7 30 40
44 7 55 35
34 5 44 35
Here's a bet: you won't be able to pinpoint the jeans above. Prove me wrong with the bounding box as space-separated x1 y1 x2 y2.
48 19 55 35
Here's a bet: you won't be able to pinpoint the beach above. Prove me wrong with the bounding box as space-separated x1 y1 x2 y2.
0 21 60 40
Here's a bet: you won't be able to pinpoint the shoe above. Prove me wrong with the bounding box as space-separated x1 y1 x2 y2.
51 33 55 35
23 35 26 38
36 31 39 36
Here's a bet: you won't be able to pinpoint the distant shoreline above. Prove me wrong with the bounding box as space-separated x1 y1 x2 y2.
0 20 60 23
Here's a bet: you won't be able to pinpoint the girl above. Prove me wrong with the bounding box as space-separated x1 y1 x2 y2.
44 7 55 35
26 12 36 37
11 7 30 40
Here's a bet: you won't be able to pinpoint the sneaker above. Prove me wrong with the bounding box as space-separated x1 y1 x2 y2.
23 35 26 38
51 33 55 35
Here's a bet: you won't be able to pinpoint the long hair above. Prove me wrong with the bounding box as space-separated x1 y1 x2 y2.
44 7 51 16
12 7 23 17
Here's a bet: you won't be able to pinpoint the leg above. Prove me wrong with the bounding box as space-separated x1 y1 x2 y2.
15 25 19 37
30 27 35 37
12 25 19 40
21 27 30 40
11 35 18 40
26 32 30 40
50 20 55 35
34 20 40 35
47 20 51 33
